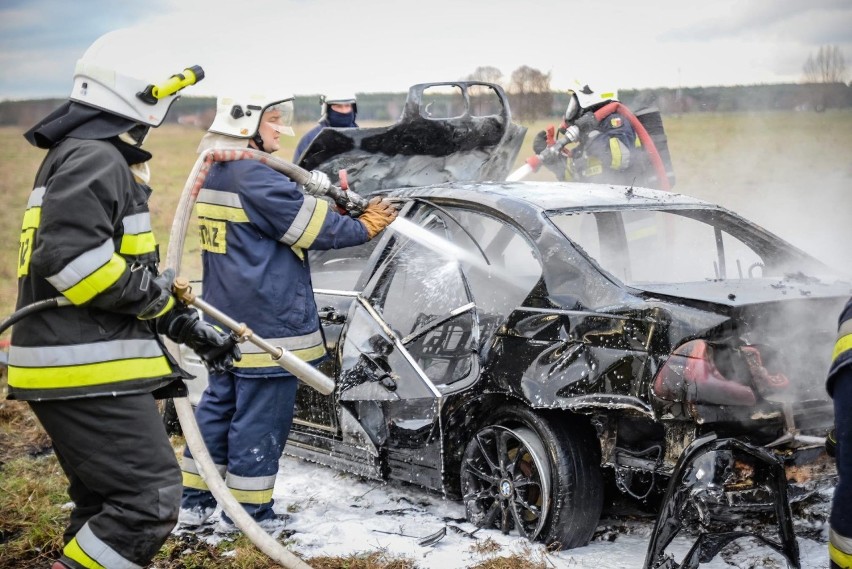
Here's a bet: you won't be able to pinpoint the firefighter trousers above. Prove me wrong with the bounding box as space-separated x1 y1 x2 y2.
30 393 181 569
831 370 852 568
181 371 298 523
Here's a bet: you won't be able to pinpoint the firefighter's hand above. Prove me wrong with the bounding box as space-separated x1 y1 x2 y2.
359 197 398 239
826 427 837 458
575 112 598 133
137 268 176 320
532 130 548 155
157 306 241 372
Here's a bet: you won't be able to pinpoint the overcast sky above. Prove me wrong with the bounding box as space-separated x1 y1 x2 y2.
1 0 850 100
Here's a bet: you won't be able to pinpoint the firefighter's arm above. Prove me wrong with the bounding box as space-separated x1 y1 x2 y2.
30 143 165 317
238 162 369 254
583 113 636 171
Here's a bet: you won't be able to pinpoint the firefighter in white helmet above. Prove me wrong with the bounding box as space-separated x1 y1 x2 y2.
533 85 645 185
179 93 397 533
293 93 358 162
8 30 238 569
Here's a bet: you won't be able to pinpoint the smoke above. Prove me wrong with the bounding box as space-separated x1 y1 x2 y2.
671 110 852 277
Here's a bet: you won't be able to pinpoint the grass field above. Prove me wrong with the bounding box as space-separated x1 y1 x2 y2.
1 109 851 331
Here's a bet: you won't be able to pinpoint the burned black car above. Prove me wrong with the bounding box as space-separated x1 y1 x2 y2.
168 82 848 553
290 182 848 550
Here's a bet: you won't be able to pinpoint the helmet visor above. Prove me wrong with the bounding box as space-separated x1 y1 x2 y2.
262 99 295 136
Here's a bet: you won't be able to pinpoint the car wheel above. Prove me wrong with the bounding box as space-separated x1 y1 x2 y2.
159 398 182 436
460 410 603 549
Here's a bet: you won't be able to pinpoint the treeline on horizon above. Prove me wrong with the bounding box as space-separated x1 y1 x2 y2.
1 82 850 129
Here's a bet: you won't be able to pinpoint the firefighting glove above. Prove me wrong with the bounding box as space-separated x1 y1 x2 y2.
137 268 177 320
826 427 837 459
575 111 598 134
532 130 548 155
156 306 241 373
359 197 399 239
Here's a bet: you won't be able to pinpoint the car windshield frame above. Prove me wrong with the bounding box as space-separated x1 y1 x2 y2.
546 204 832 288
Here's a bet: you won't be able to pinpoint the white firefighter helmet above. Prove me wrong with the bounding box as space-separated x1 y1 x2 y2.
70 29 204 127
564 85 619 122
208 94 295 138
321 93 358 118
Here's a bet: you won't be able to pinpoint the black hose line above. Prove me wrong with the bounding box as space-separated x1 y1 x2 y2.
0 296 71 336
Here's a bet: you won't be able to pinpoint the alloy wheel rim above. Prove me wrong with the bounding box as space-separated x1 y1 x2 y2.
461 425 552 540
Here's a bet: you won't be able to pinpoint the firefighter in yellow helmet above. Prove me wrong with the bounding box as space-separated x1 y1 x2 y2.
7 31 239 569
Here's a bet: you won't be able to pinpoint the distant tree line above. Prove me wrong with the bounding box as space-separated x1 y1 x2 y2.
1 46 848 128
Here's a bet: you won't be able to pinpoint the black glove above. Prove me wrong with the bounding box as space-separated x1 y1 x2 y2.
532 130 548 155
575 111 598 134
157 306 241 373
137 268 176 320
826 427 837 458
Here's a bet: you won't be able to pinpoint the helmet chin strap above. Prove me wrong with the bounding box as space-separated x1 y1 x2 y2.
250 131 269 153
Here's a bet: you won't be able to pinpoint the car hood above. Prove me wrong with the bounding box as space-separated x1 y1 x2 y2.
630 276 852 310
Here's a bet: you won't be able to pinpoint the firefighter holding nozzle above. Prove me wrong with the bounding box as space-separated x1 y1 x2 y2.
6 31 240 569
828 298 852 569
532 84 674 190
178 93 398 533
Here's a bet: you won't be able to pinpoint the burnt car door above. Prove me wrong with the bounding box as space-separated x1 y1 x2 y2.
336 204 485 488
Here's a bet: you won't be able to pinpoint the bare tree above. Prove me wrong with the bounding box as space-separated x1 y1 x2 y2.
507 66 553 121
803 45 847 83
464 66 504 86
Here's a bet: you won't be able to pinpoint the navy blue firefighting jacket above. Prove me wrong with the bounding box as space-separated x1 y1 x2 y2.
196 159 368 375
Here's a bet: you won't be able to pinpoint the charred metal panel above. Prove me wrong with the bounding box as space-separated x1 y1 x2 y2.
299 82 526 192
643 434 800 569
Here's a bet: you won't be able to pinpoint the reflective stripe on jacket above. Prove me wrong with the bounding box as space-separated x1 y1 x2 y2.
197 159 368 375
8 138 182 400
828 297 852 397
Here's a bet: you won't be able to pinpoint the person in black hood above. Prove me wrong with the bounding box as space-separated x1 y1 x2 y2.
8 30 239 569
293 93 358 163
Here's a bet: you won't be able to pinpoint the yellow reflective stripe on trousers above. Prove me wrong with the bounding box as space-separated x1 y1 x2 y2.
830 542 852 568
65 523 142 569
181 457 226 491
833 333 852 363
226 471 276 504
182 470 210 491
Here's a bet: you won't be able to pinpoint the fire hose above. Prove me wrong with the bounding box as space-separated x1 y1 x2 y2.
506 103 671 191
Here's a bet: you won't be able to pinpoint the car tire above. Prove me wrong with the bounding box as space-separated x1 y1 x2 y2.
159 398 182 436
460 408 603 549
